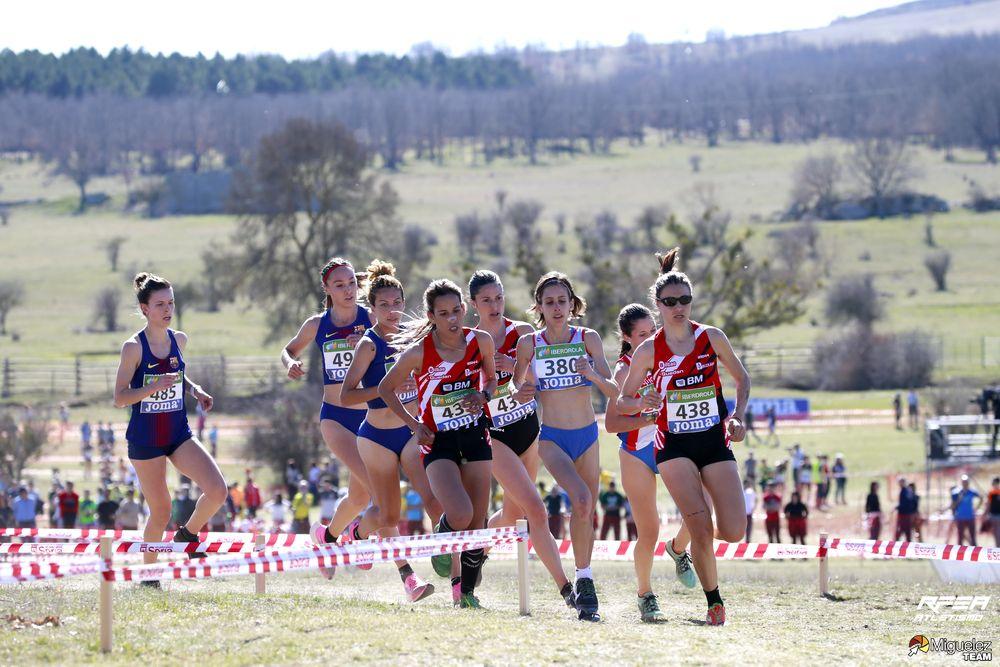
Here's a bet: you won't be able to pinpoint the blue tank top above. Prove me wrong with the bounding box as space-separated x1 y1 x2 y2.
314 306 372 385
125 330 191 447
361 328 417 409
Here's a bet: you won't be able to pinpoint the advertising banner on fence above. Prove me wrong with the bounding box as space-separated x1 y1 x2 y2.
726 397 810 421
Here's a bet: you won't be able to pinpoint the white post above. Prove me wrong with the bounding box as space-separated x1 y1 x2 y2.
99 535 113 653
254 534 266 595
515 519 530 616
818 532 829 597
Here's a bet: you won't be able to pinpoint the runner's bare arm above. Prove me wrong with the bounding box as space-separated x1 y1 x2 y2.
378 345 423 431
174 331 212 410
339 338 380 406
579 329 619 399
709 327 751 441
604 361 654 433
617 337 655 414
281 315 321 380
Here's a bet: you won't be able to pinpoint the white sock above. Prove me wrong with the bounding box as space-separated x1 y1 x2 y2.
575 566 593 581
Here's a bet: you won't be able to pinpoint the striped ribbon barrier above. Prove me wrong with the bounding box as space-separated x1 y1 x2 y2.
488 539 821 560
821 537 1000 562
0 527 310 547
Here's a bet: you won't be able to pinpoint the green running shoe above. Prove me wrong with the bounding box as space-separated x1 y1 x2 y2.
430 520 453 578
638 592 667 623
458 592 482 609
666 540 697 589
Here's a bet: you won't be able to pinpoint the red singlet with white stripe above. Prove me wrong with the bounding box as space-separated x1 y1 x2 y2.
617 353 657 451
651 321 729 449
416 328 487 433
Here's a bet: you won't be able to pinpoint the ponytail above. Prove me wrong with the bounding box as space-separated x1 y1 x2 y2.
617 303 654 358
650 247 694 302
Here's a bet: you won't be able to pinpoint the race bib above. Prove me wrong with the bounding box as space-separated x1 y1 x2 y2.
487 382 536 429
430 389 481 432
665 386 720 433
385 361 417 404
140 372 184 414
322 339 354 382
533 342 588 390
638 382 660 418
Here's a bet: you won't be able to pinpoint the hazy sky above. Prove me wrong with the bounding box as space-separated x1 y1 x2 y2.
7 0 905 58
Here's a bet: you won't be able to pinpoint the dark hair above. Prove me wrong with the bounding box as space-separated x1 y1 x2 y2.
528 271 586 326
390 279 464 352
365 259 403 306
650 247 694 302
617 303 655 358
134 272 171 305
468 270 502 300
318 257 360 310
869 481 879 493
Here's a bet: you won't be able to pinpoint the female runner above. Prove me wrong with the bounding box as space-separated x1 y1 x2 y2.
379 279 497 609
617 249 750 626
510 272 619 622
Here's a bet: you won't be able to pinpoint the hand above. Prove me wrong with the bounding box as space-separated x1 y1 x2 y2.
396 377 417 397
346 333 363 347
193 387 214 413
513 382 536 404
460 391 486 412
639 389 661 412
414 424 435 450
727 416 746 443
494 353 515 374
152 373 180 392
573 356 595 379
287 360 305 380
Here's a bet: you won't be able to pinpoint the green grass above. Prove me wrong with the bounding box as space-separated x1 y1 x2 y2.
1 559 994 664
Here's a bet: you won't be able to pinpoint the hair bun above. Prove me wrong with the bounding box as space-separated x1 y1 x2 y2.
655 247 680 274
366 259 396 280
133 272 151 292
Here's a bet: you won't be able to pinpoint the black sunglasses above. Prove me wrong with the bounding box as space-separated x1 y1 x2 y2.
657 294 692 308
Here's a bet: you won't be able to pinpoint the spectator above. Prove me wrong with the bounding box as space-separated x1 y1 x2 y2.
907 390 920 430
285 459 301 500
265 492 290 531
623 499 637 541
47 483 61 528
744 403 761 445
763 483 782 543
13 488 37 528
58 402 70 444
291 480 313 534
816 455 831 510
78 490 96 528
80 419 92 450
909 482 923 541
743 479 756 543
784 492 809 545
744 451 757 487
208 501 228 532
832 455 847 505
318 480 340 524
987 477 1000 547
308 461 322 501
0 493 13 530
758 458 773 493
404 484 426 535
208 425 219 458
789 444 804 487
865 482 882 540
228 482 244 518
57 481 80 528
598 481 625 540
544 485 565 538
951 475 982 546
244 475 262 519
895 478 918 541
96 490 119 530
171 487 196 530
764 405 780 447
798 456 813 503
893 393 903 430
116 489 144 530
196 402 206 441
324 458 341 488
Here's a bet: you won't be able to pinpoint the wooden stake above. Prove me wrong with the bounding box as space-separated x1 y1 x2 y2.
99 535 113 653
819 531 829 597
255 533 266 595
516 519 530 616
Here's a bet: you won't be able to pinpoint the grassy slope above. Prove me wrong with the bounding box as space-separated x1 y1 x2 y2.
1 560 995 664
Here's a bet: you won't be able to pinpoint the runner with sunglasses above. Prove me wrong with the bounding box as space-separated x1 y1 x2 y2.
616 248 751 626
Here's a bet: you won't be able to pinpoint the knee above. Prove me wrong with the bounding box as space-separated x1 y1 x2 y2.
347 488 371 508
147 506 171 527
523 498 547 526
203 481 229 507
718 519 745 544
570 489 593 517
447 505 474 530
685 513 714 544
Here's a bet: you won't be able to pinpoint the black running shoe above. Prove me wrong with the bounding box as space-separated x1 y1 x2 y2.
173 525 206 559
560 582 577 609
139 580 161 589
574 578 601 622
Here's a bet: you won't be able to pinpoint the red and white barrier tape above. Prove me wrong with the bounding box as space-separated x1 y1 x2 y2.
0 558 102 584
489 539 819 560
0 527 309 547
822 537 1000 562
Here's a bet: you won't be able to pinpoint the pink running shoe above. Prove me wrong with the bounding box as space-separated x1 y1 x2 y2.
309 521 337 579
403 573 435 602
706 602 726 626
340 518 372 571
452 580 462 606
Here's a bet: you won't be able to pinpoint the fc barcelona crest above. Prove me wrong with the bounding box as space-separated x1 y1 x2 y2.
169 356 179 369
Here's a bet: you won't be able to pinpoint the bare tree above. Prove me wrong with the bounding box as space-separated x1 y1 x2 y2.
171 282 200 329
506 200 546 284
103 236 127 272
386 224 437 288
0 280 25 335
454 213 483 263
789 154 842 219
0 407 50 483
824 274 883 328
924 249 951 291
92 286 122 332
847 139 919 218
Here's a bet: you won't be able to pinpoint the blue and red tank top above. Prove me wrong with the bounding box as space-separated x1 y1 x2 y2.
531 326 593 392
125 330 191 447
361 327 417 409
650 321 728 448
314 306 372 385
487 319 537 429
616 353 657 452
416 328 486 433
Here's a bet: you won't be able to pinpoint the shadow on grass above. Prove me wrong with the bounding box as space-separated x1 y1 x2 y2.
822 592 850 602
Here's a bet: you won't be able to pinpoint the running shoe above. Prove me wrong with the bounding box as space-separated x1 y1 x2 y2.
451 577 462 606
139 580 161 589
706 602 726 626
638 592 667 623
310 521 337 579
574 578 601 622
666 540 697 589
458 592 482 609
340 518 373 571
430 520 452 578
403 573 435 602
173 525 205 559
560 582 577 609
